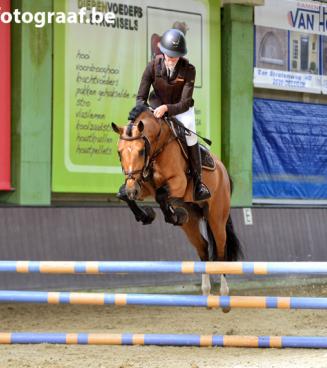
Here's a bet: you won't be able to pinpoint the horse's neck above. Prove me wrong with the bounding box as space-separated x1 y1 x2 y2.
143 117 172 143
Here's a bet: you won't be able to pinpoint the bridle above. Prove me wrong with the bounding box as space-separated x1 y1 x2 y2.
119 116 175 184
119 133 152 182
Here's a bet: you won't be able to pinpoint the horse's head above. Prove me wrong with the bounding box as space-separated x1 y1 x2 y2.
112 119 150 200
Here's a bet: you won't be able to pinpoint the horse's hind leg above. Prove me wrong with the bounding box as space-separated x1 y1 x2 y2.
198 218 217 296
181 215 212 296
207 208 231 313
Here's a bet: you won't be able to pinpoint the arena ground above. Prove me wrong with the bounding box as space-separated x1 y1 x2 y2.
0 277 326 368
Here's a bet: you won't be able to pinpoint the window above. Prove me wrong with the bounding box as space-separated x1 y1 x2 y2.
300 36 309 71
259 31 284 65
293 40 298 59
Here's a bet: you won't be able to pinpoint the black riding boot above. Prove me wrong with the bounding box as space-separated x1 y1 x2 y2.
187 143 211 201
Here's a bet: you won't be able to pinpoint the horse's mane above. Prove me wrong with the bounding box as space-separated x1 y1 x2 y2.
126 104 151 136
128 104 149 121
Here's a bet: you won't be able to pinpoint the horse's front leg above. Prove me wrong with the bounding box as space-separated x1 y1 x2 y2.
155 176 189 226
117 184 156 225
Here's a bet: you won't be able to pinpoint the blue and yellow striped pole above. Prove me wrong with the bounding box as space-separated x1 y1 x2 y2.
0 333 326 348
0 261 326 275
0 291 327 309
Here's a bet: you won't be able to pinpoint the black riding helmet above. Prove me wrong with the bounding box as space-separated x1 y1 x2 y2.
158 29 187 57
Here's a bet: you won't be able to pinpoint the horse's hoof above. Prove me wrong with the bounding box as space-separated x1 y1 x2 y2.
116 184 128 201
141 207 156 225
174 207 189 225
222 307 231 313
164 207 188 226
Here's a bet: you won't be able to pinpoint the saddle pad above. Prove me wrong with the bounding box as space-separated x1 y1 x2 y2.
168 119 215 171
200 145 216 171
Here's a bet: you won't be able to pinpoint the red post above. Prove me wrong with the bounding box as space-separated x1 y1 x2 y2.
0 0 11 191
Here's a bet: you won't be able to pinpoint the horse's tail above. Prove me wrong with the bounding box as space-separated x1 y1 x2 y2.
225 215 243 261
225 174 244 261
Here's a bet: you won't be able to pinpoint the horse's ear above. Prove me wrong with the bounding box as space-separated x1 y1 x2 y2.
137 120 144 133
111 122 123 135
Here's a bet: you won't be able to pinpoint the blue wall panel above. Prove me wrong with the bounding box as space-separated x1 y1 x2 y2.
253 98 327 199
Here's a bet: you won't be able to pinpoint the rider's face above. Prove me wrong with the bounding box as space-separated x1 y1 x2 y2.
164 54 180 66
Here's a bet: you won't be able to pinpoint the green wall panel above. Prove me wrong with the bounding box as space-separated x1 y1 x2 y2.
221 4 253 207
0 0 52 205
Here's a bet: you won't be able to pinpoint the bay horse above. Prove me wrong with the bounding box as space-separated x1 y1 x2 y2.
112 105 242 312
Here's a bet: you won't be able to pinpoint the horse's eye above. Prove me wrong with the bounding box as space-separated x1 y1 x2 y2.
117 151 122 160
139 149 145 157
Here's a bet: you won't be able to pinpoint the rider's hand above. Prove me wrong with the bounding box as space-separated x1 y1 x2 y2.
153 105 168 118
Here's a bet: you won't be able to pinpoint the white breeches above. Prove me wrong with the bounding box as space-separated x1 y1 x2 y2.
175 106 197 146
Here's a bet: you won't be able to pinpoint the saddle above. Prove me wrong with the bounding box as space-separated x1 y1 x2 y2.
167 117 216 171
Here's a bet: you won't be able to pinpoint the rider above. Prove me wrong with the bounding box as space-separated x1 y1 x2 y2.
136 28 211 201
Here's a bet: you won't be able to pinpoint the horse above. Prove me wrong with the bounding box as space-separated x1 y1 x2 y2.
112 104 242 312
